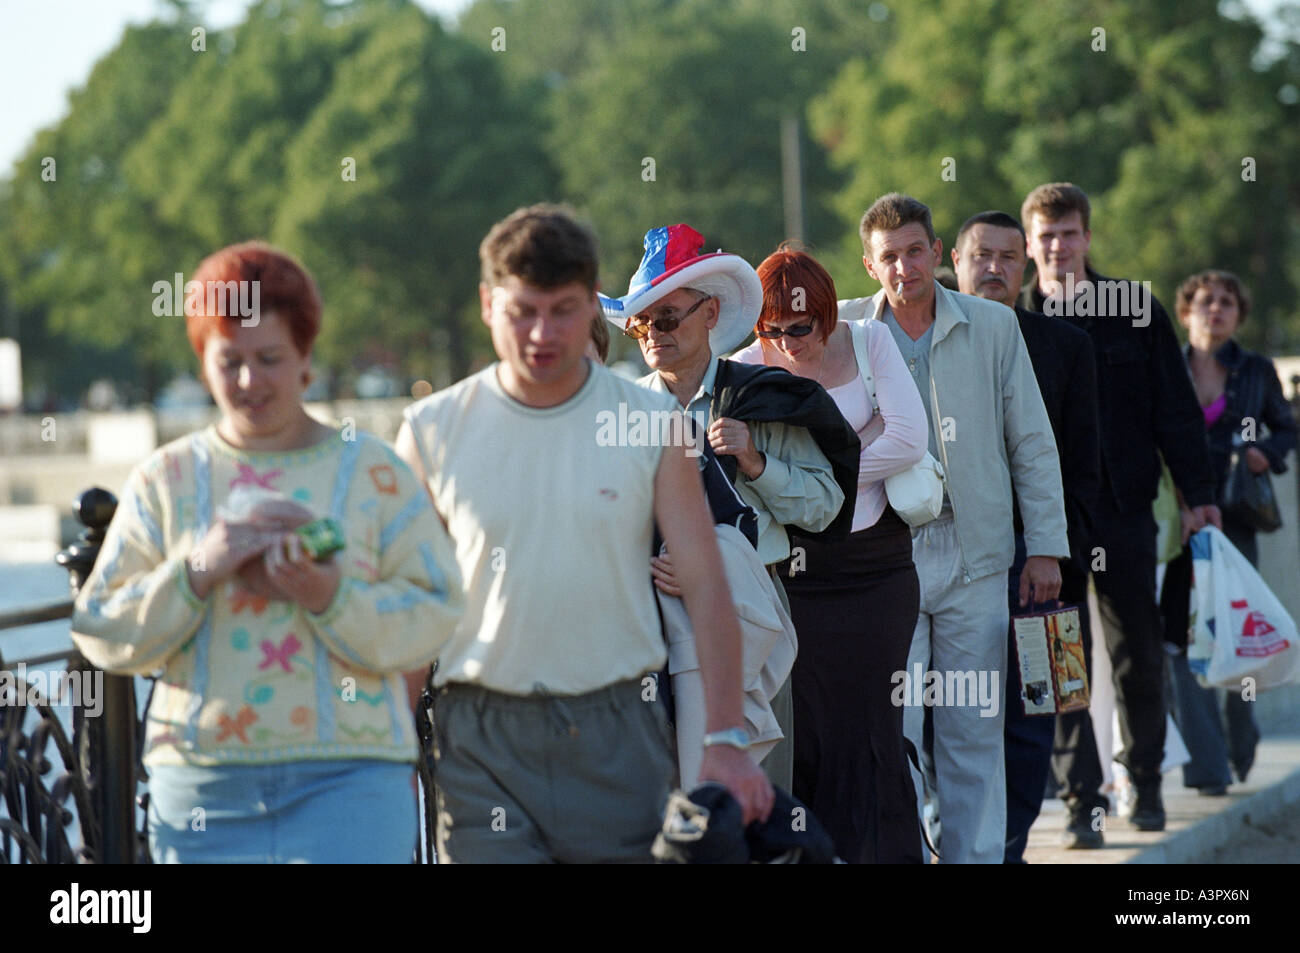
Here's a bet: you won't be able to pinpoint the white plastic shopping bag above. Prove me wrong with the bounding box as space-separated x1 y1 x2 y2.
1187 526 1300 691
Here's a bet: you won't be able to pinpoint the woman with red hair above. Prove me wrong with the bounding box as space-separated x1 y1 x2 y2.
733 246 929 862
72 242 462 863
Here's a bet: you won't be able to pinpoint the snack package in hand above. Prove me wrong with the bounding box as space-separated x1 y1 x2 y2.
294 518 346 561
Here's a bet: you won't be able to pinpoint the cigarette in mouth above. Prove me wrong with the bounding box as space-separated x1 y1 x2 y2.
896 280 905 296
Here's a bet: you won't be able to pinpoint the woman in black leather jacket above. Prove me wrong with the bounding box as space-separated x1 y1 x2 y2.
1168 270 1297 792
1178 272 1296 562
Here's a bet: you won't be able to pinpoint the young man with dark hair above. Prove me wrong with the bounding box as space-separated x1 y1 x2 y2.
952 210 1101 855
395 204 772 863
840 193 1069 863
1019 182 1219 834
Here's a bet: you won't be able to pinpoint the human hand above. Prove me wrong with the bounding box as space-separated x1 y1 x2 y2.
246 498 316 531
860 412 887 447
708 417 764 479
1179 507 1203 546
1244 446 1271 475
234 499 318 596
698 744 775 826
256 531 342 614
1019 555 1062 607
651 548 681 597
187 520 283 600
1192 503 1223 532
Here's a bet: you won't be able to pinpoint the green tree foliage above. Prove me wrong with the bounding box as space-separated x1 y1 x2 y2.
0 0 553 400
811 0 1300 349
0 19 203 399
4 0 1299 405
545 1 842 297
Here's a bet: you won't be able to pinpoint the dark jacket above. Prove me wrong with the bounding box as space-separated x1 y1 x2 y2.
1013 306 1101 571
654 434 759 551
1190 337 1297 501
710 359 860 542
1021 267 1216 512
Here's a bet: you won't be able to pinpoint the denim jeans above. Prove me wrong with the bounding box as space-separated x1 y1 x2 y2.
148 759 417 863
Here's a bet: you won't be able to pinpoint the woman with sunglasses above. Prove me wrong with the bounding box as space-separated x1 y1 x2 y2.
732 246 929 863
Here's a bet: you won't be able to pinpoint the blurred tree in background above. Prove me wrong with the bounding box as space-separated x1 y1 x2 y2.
1 0 1297 404
0 0 554 402
810 0 1300 351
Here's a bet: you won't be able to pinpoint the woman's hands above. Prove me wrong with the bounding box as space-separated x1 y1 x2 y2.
186 520 283 600
1245 446 1271 475
187 499 340 613
258 531 342 614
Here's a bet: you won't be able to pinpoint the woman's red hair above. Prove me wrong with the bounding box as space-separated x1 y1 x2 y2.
184 241 322 358
755 245 838 344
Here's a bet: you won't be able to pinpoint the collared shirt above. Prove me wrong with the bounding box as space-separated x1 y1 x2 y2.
639 356 842 565
881 307 951 515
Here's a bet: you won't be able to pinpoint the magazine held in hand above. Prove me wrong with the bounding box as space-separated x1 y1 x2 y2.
1013 604 1090 716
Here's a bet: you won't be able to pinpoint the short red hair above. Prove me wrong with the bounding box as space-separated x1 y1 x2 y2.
184 241 322 358
756 245 838 344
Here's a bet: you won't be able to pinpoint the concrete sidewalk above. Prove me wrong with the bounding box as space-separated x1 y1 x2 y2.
1023 684 1300 864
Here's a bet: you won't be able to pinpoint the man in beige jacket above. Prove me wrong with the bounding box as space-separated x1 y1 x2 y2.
841 193 1069 863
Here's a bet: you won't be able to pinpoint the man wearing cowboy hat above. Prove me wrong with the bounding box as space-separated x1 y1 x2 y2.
602 224 858 789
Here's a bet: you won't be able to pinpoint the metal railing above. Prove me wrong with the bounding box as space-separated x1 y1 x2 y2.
0 488 142 863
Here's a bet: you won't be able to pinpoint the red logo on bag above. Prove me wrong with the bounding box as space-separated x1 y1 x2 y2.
1231 599 1289 657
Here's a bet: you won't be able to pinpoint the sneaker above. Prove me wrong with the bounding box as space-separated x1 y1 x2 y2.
1061 804 1104 849
1197 783 1228 797
1130 783 1166 831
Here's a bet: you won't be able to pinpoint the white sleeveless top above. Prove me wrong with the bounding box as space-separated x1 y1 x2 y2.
403 362 673 695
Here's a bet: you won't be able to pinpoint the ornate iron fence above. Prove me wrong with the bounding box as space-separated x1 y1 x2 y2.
0 488 146 863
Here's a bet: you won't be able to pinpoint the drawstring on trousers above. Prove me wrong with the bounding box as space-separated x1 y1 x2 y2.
532 682 580 737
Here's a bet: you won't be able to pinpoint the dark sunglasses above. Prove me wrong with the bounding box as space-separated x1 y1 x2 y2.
623 295 713 340
756 321 816 340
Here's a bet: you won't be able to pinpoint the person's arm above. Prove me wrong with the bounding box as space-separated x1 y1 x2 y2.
999 318 1068 604
71 468 210 675
654 440 773 824
857 322 928 485
1149 295 1217 507
1060 334 1101 561
298 449 463 675
1254 355 1297 473
725 420 844 533
1002 323 1070 558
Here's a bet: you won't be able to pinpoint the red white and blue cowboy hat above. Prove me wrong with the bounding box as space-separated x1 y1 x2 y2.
599 224 761 355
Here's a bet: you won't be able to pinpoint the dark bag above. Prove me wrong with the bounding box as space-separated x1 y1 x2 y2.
1222 449 1282 532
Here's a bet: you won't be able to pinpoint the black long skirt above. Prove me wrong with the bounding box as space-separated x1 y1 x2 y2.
780 505 922 863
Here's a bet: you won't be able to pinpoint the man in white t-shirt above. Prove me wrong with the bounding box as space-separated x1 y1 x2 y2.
395 204 773 863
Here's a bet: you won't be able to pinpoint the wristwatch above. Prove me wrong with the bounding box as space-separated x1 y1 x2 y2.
701 727 750 751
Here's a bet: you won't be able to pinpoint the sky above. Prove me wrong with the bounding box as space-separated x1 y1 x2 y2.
0 0 1292 173
0 0 472 172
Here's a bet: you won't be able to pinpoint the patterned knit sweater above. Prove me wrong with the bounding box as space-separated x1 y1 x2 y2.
71 425 462 767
